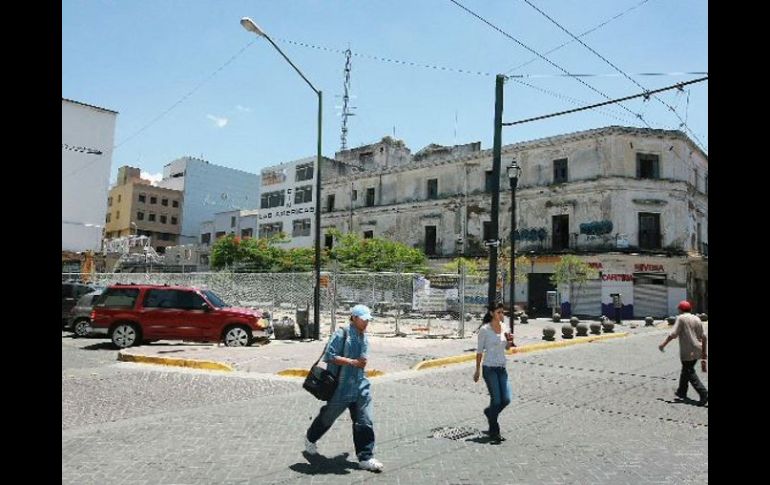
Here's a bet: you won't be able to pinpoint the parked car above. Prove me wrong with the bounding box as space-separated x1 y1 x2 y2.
62 281 100 328
90 284 268 349
66 289 104 337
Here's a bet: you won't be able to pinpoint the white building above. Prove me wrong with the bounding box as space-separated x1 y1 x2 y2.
157 157 261 245
62 98 117 251
321 127 708 317
257 156 353 248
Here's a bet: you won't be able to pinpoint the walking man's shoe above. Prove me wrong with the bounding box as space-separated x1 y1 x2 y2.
304 437 318 455
697 393 708 406
674 390 687 400
359 458 384 472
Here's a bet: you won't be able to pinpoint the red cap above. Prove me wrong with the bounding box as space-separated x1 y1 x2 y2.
677 300 692 312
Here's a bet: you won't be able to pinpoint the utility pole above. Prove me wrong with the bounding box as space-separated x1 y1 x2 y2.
486 74 505 307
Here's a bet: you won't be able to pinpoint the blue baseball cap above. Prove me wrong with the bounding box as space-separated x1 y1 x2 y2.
351 304 373 321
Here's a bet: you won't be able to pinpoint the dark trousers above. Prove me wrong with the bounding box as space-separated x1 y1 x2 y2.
677 360 708 400
306 392 375 461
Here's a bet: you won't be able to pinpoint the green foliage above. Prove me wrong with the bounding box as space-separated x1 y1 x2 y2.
549 255 598 286
210 233 322 272
499 245 531 283
441 257 483 275
328 231 427 272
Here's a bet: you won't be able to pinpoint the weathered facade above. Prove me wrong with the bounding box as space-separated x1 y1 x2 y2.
321 127 708 317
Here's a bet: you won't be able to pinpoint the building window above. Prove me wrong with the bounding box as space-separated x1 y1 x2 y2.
117 194 121 203
116 210 120 220
241 228 253 238
148 213 156 222
262 168 287 186
172 200 179 208
553 158 568 184
365 188 375 207
552 215 569 251
363 230 374 239
425 226 437 255
171 216 177 225
108 196 113 207
638 212 661 249
352 189 358 201
215 231 226 239
260 190 285 209
201 233 211 244
294 185 313 204
259 222 283 239
485 171 494 193
636 153 660 179
327 194 335 212
105 213 111 223
137 211 144 221
427 179 438 200
324 233 334 249
138 194 146 203
292 218 311 237
295 163 314 181
359 152 374 165
150 196 158 204
162 198 168 206
160 215 167 224
231 216 236 228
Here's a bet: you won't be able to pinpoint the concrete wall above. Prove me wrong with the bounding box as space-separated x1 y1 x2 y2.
62 99 117 251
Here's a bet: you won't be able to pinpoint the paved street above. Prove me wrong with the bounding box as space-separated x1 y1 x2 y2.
62 329 707 484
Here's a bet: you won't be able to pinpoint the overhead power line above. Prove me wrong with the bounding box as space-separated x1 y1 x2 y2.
520 0 707 151
447 0 651 128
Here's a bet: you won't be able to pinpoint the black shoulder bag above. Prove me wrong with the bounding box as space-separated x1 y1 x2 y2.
302 327 348 401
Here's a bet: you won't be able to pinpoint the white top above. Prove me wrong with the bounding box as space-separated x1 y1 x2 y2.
477 324 509 367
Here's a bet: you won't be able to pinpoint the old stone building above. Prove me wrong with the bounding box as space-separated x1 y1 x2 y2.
321 126 708 318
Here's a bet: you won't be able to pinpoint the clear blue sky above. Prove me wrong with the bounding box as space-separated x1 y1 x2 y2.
62 0 707 183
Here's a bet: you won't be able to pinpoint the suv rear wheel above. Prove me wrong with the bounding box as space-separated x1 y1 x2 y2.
223 325 252 347
73 318 91 338
111 323 140 349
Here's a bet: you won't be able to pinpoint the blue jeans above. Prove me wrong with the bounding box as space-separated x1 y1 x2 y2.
306 392 375 461
482 365 512 436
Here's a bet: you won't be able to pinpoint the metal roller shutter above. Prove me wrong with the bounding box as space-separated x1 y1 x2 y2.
571 279 602 317
633 274 667 318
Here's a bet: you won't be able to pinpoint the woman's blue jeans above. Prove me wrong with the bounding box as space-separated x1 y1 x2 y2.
482 365 512 436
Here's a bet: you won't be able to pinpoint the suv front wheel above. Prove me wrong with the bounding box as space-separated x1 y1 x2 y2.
223 325 252 347
111 323 141 349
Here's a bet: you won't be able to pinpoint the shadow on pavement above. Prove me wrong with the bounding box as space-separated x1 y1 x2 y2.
466 435 504 445
290 451 358 475
658 397 708 408
80 342 118 351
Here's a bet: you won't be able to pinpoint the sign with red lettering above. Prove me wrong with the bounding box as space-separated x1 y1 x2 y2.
601 274 633 281
634 263 664 272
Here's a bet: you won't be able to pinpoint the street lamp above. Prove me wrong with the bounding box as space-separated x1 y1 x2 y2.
506 160 521 336
241 17 323 340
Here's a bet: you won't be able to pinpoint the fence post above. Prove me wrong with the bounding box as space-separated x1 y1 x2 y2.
330 261 338 334
459 263 466 338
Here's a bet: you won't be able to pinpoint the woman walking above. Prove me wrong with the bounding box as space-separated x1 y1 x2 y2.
473 302 514 442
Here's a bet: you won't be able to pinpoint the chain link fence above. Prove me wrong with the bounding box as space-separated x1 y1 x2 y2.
62 270 492 338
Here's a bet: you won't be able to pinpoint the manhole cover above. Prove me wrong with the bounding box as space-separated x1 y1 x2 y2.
430 426 479 440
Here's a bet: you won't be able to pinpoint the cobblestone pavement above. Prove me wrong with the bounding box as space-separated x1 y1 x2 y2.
63 329 707 484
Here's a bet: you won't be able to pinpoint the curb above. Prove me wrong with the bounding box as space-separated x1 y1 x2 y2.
412 332 629 371
277 368 385 378
118 351 234 372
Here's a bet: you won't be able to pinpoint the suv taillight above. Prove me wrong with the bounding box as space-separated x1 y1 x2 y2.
90 310 96 320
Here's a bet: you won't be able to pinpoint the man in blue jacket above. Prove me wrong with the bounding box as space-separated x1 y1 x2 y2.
304 304 384 472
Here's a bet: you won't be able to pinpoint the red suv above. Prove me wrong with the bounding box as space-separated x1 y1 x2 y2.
90 284 267 349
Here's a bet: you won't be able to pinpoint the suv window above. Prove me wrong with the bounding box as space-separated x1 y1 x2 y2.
143 289 207 310
97 288 140 308
202 289 228 308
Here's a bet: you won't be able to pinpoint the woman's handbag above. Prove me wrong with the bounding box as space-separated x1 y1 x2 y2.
302 327 347 401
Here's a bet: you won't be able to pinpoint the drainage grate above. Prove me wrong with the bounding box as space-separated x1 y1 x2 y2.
430 426 480 440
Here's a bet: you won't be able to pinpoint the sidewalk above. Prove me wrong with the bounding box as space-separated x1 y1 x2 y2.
118 318 673 375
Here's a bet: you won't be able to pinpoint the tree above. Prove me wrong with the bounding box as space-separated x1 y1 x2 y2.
441 257 483 275
327 230 427 272
499 244 531 284
549 255 599 316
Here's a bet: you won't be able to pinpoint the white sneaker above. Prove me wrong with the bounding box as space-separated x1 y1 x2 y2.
304 437 318 455
359 457 384 472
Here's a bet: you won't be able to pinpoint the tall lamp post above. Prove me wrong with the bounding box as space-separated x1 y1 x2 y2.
241 17 323 340
506 160 521 336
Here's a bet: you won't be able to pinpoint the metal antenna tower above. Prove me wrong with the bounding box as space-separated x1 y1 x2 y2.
340 48 355 150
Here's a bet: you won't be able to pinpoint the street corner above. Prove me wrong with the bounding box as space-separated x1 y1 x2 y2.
276 368 385 378
117 349 234 372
